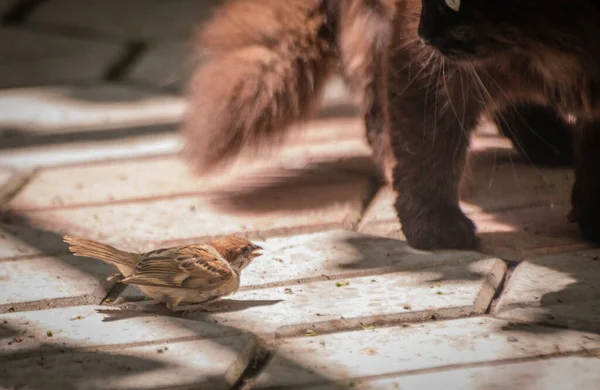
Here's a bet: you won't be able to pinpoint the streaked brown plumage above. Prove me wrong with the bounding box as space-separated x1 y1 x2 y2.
63 235 263 311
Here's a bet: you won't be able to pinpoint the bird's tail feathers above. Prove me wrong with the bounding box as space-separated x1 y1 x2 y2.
63 236 138 266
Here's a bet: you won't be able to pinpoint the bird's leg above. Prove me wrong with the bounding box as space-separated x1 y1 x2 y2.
165 296 183 311
176 297 223 312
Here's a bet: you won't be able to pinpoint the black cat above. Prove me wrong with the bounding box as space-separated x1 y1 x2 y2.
181 0 599 249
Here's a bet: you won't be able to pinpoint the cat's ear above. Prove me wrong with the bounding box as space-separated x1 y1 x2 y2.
444 0 461 12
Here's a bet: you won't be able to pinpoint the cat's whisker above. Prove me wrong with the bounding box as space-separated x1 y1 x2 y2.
477 67 563 157
466 62 522 182
442 59 469 143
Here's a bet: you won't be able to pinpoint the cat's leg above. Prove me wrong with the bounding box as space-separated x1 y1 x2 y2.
494 104 573 167
387 57 482 250
337 0 397 182
570 123 600 241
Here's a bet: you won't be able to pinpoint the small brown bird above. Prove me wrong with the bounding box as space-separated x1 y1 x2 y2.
63 235 263 311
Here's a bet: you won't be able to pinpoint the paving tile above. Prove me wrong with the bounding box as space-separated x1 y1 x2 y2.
0 28 123 88
0 305 244 353
127 41 189 91
0 254 114 312
8 175 373 251
361 161 572 225
29 0 223 40
462 161 573 211
117 229 493 302
0 334 256 390
496 250 600 309
182 257 505 337
0 222 67 259
475 204 588 260
303 356 600 390
0 167 15 198
494 249 600 331
8 118 370 210
358 187 586 261
253 317 600 389
0 132 181 169
240 230 491 287
468 130 524 158
0 85 184 135
496 300 600 334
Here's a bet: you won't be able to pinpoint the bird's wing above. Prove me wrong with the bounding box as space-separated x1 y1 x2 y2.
120 245 236 289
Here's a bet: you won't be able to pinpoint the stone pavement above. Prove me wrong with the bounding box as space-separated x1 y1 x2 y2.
1 1 600 389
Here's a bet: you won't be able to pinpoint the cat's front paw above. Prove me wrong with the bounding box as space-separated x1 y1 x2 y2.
398 205 479 250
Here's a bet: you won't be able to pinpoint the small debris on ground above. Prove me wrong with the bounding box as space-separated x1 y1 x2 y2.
360 324 375 331
336 281 349 287
360 347 378 355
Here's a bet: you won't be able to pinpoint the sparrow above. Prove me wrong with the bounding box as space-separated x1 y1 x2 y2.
63 235 263 311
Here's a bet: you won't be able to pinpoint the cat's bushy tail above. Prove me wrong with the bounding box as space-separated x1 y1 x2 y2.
180 0 338 172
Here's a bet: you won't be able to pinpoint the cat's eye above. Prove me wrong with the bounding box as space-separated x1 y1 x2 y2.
444 0 460 12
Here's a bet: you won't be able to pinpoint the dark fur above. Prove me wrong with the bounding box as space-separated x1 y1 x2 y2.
181 0 600 250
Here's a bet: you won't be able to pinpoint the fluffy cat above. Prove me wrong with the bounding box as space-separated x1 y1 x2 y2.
181 0 600 250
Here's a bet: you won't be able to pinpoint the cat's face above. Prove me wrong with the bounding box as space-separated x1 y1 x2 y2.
417 0 585 61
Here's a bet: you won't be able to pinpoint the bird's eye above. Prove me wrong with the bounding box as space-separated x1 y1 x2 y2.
242 246 251 255
444 0 460 12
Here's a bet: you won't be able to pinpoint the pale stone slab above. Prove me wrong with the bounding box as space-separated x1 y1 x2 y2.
127 41 188 91
253 317 600 389
462 162 572 211
469 131 515 155
0 167 14 195
117 229 493 302
0 255 114 312
8 133 369 212
29 0 222 40
361 161 572 229
495 249 600 313
0 85 184 134
476 204 588 260
0 305 243 353
181 257 505 337
0 334 255 390
497 300 600 334
0 28 123 88
0 222 67 259
0 133 181 169
304 356 600 390
7 154 350 211
357 187 481 234
238 230 488 288
11 177 372 251
358 187 586 261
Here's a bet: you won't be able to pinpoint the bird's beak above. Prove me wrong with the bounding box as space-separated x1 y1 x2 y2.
251 244 263 258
